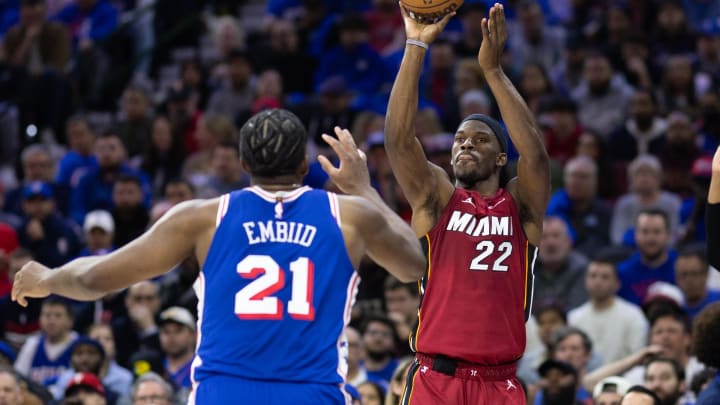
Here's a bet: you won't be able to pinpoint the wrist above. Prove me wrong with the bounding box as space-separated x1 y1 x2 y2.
406 39 429 51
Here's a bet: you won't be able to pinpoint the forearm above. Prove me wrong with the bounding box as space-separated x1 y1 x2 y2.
707 203 720 269
709 171 720 204
484 69 546 160
581 354 639 392
385 45 425 148
42 256 110 301
357 186 410 237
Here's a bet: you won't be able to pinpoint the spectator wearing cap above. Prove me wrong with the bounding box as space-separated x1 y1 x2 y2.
110 175 149 248
157 307 196 390
0 249 42 351
0 223 19 298
617 209 678 306
692 303 720 404
79 210 114 257
608 90 667 165
129 371 174 405
570 52 634 138
17 180 81 268
111 281 162 369
569 256 649 364
206 49 256 121
545 156 612 257
4 144 69 217
610 155 683 246
15 297 78 387
56 115 99 189
63 372 107 405
88 324 132 398
70 132 152 226
532 359 586 405
314 13 385 96
50 336 116 403
643 357 692 405
674 247 720 320
593 376 632 405
534 216 589 311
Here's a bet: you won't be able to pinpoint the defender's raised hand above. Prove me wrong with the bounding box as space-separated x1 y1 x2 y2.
318 127 371 195
12 261 52 307
399 2 455 45
478 3 507 72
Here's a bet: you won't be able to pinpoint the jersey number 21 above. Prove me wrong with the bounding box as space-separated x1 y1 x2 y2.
234 254 315 320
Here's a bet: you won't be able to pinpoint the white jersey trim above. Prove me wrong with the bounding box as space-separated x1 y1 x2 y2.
328 192 342 226
215 194 230 227
248 186 312 203
190 272 206 387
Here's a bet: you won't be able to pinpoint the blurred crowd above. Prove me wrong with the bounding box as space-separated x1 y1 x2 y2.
1 0 720 404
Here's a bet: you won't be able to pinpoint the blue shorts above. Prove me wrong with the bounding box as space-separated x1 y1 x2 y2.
189 375 350 404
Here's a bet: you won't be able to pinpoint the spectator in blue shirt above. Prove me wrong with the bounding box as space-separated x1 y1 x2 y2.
16 181 81 268
618 209 678 306
54 0 118 48
314 12 386 96
55 115 98 189
70 132 151 226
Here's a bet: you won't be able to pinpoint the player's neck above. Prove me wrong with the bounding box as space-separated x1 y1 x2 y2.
252 176 303 192
455 181 500 198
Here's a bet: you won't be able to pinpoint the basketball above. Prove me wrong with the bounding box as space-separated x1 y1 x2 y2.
400 0 464 24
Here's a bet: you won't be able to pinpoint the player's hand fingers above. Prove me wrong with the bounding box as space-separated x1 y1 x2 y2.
321 133 351 162
317 154 338 176
481 17 490 42
497 4 506 42
436 10 456 30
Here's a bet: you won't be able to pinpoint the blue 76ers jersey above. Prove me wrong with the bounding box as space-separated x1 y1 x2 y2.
191 186 359 385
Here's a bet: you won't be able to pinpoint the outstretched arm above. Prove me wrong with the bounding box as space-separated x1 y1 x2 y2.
384 7 455 224
707 146 720 269
319 127 426 282
479 4 550 245
12 200 216 305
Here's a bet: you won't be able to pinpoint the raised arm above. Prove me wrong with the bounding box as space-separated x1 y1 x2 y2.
12 199 216 306
384 8 455 218
479 4 550 245
319 127 425 282
707 146 720 269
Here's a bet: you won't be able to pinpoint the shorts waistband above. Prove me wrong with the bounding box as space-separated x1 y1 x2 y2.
415 353 518 380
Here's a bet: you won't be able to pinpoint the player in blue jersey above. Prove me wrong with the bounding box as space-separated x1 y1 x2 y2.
12 109 426 404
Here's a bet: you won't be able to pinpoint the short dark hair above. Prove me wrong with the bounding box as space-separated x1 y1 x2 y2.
533 299 567 324
692 302 720 368
383 276 419 297
239 109 307 177
115 174 142 188
588 253 620 280
165 178 195 195
623 385 661 405
42 296 74 319
551 326 592 354
676 244 708 268
636 208 671 230
650 309 691 334
361 315 396 336
645 357 685 382
213 140 240 158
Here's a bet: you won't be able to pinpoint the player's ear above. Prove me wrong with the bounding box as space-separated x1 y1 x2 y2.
496 152 507 167
240 159 251 174
297 156 310 178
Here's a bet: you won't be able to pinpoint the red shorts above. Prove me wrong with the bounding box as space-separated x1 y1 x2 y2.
401 353 525 405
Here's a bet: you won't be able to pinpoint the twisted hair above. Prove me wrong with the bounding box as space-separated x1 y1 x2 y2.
239 109 307 177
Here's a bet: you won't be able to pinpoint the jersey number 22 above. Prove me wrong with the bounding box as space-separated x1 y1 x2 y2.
234 254 315 320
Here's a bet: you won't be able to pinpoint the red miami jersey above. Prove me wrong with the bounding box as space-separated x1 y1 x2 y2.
411 187 538 365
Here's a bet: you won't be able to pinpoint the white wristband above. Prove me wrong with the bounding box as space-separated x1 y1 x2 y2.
406 39 429 50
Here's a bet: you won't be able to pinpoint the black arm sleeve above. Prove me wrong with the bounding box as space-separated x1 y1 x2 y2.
707 203 720 269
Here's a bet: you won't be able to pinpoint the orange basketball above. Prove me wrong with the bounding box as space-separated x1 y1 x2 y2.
400 0 464 24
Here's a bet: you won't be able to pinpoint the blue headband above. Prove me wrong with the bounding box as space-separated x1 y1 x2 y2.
460 114 509 154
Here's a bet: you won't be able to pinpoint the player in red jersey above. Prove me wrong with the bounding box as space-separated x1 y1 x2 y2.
385 3 551 404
